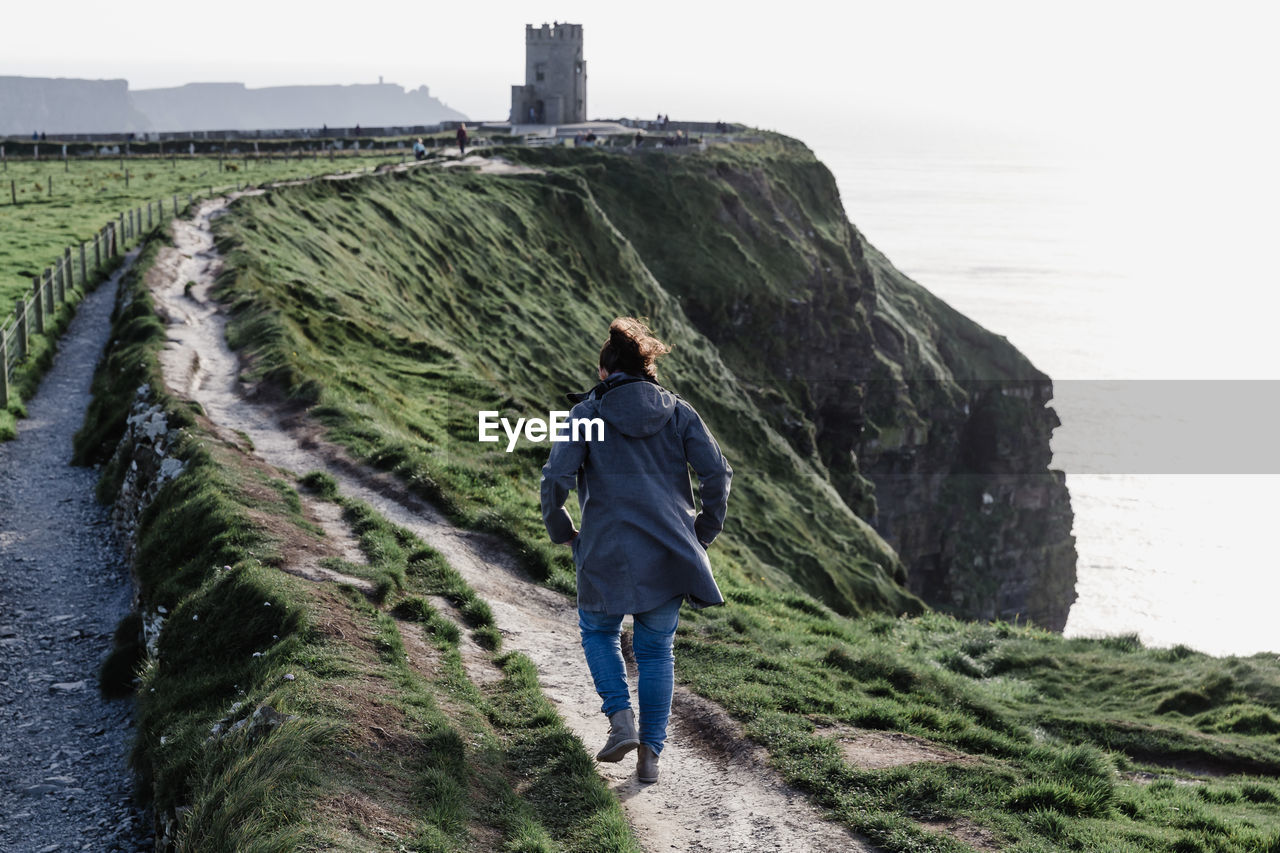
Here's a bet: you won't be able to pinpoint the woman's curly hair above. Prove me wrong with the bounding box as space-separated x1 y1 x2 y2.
599 317 671 381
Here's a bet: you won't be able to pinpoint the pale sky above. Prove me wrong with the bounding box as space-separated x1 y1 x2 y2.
4 0 1277 159
6 0 1278 353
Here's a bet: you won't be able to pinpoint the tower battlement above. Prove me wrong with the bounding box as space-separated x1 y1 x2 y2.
526 22 583 41
512 23 587 125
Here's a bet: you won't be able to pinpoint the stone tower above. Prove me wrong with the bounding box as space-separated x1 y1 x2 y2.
510 23 587 125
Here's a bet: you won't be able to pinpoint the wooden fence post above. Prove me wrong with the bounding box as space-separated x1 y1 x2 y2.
94 232 101 269
173 193 178 214
147 202 153 229
0 326 9 407
48 176 52 197
10 180 14 205
118 213 125 247
15 298 28 360
125 168 130 189
80 243 87 287
43 269 55 315
32 277 45 335
63 248 72 299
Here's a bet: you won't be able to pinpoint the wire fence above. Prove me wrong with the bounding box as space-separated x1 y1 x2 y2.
0 183 247 408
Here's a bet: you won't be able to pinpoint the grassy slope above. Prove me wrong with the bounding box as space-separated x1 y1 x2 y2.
75 237 639 852
208 152 1280 852
212 163 917 618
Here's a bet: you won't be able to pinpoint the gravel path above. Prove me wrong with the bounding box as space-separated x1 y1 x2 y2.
0 258 151 852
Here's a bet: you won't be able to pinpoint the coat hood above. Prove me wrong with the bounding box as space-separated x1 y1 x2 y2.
598 381 677 438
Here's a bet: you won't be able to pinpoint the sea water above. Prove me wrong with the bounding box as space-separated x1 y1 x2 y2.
805 134 1279 657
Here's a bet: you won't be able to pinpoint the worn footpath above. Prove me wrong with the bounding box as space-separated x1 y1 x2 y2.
0 257 151 852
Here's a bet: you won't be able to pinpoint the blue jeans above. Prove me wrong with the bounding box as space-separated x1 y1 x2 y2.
578 595 683 754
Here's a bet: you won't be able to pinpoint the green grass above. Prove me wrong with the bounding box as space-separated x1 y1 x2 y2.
0 152 407 310
1 151 420 442
78 227 640 851
206 138 1280 851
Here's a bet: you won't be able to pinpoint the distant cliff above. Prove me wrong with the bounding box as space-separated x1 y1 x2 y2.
131 82 466 131
0 76 151 135
0 77 467 135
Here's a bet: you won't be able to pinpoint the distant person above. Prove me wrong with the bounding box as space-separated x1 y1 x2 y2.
529 106 536 123
540 317 732 785
413 138 427 160
354 124 361 136
456 123 468 156
633 131 643 149
32 131 38 141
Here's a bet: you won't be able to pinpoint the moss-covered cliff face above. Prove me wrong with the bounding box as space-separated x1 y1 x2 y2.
503 138 1076 629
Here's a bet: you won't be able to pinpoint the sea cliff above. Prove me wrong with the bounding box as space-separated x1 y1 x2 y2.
211 134 1076 628
504 139 1077 628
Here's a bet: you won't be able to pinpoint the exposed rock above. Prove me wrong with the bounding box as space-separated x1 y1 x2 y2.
108 393 186 563
48 681 85 693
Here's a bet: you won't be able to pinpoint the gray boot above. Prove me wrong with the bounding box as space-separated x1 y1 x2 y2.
637 743 660 784
596 709 639 762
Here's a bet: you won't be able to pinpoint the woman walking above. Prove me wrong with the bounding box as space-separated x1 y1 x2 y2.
540 317 732 784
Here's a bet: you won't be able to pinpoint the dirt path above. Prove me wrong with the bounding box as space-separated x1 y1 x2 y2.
0 256 151 852
150 195 872 852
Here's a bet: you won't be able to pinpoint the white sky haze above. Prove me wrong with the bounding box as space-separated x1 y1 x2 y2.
3 1 1276 156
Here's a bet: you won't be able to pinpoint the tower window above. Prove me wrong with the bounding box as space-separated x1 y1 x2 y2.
535 64 545 82
575 62 582 74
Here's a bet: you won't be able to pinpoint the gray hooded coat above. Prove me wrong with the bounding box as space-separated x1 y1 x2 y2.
540 374 732 614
